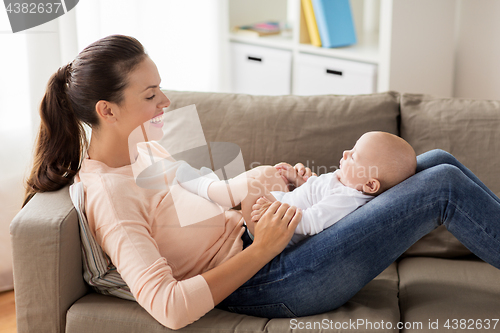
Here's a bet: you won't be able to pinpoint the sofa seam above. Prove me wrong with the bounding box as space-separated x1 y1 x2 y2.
66 310 263 332
396 260 402 333
58 203 78 333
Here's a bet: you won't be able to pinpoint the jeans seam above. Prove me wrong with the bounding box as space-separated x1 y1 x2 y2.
234 275 288 291
228 302 297 318
448 199 500 247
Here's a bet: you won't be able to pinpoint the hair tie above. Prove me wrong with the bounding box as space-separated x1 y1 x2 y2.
65 62 73 83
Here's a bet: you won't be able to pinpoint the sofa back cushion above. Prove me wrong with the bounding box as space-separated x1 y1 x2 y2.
163 91 400 175
401 93 500 257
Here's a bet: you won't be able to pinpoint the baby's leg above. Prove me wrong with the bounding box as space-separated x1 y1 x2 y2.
238 180 277 236
211 165 286 235
204 178 252 208
206 165 287 206
177 163 287 233
233 165 289 193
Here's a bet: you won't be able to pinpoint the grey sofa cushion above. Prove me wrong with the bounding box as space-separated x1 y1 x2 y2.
398 257 500 333
401 93 500 258
401 93 500 195
67 263 400 333
402 225 472 258
163 91 400 175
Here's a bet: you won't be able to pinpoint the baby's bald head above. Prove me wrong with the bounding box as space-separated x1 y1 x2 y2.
338 132 417 195
363 132 417 193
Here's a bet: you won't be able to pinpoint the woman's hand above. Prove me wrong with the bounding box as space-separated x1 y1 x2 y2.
274 162 317 190
250 201 302 259
202 200 302 306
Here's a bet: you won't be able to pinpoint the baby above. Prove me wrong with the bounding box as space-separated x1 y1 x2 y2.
176 131 417 245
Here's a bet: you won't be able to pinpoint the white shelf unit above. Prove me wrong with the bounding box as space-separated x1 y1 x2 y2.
225 0 457 97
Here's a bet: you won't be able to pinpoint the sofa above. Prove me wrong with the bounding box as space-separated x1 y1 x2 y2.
11 90 500 333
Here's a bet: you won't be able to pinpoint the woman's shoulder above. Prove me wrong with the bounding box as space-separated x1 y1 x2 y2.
79 170 137 203
78 141 172 202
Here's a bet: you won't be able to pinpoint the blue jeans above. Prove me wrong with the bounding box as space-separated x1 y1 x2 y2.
216 149 500 318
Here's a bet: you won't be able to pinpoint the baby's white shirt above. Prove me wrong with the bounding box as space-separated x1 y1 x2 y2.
271 170 374 246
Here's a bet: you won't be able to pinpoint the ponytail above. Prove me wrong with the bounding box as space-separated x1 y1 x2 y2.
22 35 146 208
22 64 87 207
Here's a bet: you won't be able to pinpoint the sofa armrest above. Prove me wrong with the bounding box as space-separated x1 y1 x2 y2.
10 185 88 333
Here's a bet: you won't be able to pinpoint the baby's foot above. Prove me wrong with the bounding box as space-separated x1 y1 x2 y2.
200 167 220 181
176 162 217 201
251 197 273 222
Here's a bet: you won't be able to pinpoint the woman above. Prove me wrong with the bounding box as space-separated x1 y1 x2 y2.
23 35 500 330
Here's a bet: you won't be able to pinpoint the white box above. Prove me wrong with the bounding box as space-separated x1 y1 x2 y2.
294 53 377 95
230 42 292 95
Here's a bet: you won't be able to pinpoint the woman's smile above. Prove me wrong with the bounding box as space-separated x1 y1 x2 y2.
149 111 164 127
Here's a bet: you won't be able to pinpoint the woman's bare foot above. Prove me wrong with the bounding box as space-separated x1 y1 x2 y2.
251 197 274 222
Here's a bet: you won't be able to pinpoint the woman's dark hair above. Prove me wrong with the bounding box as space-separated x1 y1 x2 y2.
22 35 147 207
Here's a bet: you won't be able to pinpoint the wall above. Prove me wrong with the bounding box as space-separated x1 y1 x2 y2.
0 7 36 292
454 0 500 100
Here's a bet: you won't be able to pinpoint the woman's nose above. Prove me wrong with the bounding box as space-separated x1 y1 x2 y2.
343 150 348 159
160 92 170 109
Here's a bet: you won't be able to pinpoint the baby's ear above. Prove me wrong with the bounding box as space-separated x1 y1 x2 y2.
363 179 381 195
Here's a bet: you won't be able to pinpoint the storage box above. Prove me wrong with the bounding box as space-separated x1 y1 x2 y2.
294 53 377 95
230 42 292 95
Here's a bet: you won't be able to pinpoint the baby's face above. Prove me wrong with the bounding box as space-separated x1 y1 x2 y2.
337 133 384 192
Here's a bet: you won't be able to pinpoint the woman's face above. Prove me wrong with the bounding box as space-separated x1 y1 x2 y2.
117 56 171 143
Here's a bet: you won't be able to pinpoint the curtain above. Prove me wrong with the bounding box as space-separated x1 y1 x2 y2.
0 0 224 292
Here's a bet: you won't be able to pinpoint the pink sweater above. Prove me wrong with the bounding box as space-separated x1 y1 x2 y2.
75 141 245 329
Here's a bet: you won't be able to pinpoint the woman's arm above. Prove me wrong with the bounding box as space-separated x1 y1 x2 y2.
96 196 299 329
202 201 302 305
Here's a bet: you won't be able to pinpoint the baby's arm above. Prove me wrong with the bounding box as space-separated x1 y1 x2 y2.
251 195 365 237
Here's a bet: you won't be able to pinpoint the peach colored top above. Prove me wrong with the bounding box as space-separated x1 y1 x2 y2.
75 141 245 330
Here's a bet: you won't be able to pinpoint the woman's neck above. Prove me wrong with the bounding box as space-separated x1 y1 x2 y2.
87 130 140 168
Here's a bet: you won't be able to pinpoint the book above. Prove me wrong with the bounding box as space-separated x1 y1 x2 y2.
311 0 357 48
233 21 281 37
301 0 322 47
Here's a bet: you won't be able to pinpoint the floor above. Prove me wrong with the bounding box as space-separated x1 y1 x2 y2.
0 290 16 333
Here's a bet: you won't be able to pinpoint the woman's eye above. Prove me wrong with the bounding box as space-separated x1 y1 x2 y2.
146 95 155 100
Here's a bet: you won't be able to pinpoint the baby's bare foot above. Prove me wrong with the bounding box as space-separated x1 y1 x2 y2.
251 197 273 222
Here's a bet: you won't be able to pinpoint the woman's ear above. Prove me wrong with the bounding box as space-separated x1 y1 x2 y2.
95 100 117 124
362 178 381 195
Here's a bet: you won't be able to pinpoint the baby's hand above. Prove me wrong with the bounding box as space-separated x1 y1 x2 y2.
275 162 315 190
293 162 317 181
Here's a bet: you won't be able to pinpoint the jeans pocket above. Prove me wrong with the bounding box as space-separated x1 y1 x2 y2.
227 303 297 318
